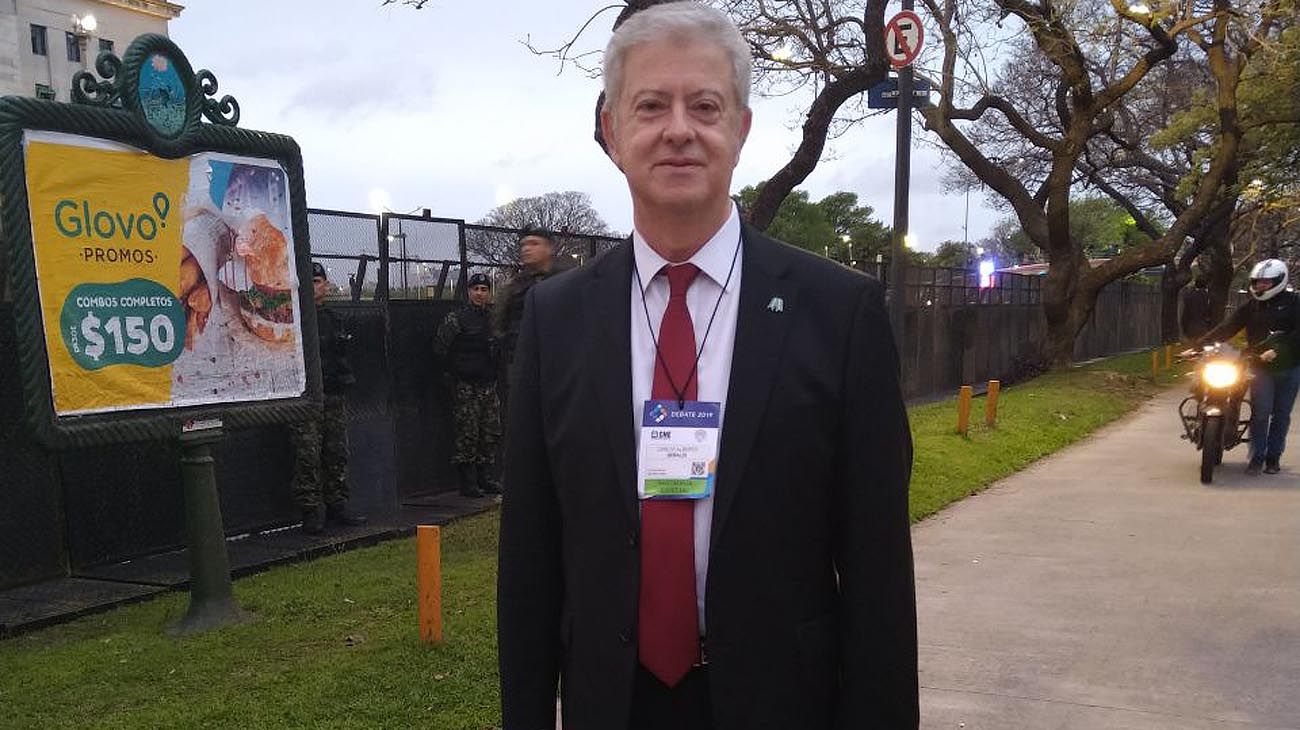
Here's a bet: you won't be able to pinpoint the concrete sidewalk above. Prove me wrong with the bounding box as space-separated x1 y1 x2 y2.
917 389 1300 729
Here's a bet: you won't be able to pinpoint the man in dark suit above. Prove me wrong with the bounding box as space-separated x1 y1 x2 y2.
497 3 917 729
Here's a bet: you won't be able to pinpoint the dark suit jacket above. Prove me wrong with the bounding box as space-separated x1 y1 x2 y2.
498 225 917 730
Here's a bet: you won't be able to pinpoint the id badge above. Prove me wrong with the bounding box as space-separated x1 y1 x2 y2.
637 400 720 500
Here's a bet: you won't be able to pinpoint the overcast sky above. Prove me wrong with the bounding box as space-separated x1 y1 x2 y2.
169 1 1002 252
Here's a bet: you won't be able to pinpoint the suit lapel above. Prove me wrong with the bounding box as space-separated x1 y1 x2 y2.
584 242 639 525
710 227 796 548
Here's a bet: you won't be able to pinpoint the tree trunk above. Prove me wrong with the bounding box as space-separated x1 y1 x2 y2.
1160 263 1190 343
1040 253 1095 365
1203 231 1235 325
1043 292 1101 366
1184 202 1235 326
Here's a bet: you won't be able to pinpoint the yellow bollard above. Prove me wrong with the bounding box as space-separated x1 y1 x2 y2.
418 525 443 645
1152 350 1159 378
1165 344 1173 371
985 380 1001 427
957 385 973 436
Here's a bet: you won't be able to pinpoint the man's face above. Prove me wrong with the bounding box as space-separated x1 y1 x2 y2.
601 37 751 217
1252 278 1275 296
519 236 553 269
468 283 491 307
313 275 329 305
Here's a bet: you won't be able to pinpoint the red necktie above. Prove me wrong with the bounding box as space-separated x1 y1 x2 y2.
638 263 702 687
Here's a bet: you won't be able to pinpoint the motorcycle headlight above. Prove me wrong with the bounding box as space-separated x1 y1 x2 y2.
1202 361 1240 389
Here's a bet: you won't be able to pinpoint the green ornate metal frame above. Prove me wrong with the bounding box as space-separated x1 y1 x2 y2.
0 34 320 450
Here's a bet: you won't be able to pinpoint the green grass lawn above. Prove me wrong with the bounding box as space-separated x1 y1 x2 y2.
908 349 1186 520
0 350 1186 729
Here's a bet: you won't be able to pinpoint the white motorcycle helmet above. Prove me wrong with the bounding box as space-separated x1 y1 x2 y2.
1248 258 1289 301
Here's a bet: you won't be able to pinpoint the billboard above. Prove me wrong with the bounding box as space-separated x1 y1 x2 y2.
0 32 319 448
25 132 307 415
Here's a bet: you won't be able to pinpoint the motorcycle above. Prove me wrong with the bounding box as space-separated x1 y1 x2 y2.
1178 333 1283 484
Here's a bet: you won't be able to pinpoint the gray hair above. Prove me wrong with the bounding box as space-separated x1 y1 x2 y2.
602 1 752 113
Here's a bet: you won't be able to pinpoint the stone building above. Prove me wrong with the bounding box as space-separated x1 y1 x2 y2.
0 0 183 102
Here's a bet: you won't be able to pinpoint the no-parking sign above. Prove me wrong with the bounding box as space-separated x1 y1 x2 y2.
885 11 924 69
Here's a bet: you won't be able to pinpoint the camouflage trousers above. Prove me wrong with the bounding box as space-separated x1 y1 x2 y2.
289 393 350 509
452 379 501 465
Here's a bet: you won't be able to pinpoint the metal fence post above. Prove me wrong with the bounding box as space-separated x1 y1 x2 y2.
377 212 390 302
458 221 469 301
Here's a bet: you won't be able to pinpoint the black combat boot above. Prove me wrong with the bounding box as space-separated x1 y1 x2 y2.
477 461 502 495
458 463 483 498
326 502 368 527
302 505 326 535
1246 458 1264 476
1264 457 1282 475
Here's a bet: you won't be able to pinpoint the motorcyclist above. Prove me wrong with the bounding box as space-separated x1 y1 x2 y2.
1193 259 1300 475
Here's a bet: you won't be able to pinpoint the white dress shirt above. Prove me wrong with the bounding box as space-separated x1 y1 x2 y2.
631 203 743 632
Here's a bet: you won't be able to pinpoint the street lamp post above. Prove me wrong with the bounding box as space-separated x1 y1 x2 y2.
389 228 408 297
71 14 97 70
963 186 971 246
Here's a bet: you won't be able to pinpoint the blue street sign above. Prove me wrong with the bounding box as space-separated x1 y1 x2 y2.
868 77 932 109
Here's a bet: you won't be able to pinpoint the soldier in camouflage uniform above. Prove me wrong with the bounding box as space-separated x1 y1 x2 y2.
435 272 502 497
290 262 368 534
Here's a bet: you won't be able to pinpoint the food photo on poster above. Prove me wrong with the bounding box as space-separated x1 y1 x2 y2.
173 155 304 404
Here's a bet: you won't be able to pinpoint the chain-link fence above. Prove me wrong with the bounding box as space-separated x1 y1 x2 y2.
308 208 625 302
0 303 66 587
306 209 382 301
385 214 462 300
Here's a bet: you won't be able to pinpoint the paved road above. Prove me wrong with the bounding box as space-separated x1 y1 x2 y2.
917 389 1300 729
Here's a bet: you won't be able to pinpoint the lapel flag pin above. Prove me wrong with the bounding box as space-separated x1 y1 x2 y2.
767 297 784 313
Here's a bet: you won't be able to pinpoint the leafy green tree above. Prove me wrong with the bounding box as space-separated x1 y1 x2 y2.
735 186 892 266
905 249 934 267
930 241 978 269
735 186 836 254
921 0 1274 364
1231 19 1300 261
1068 197 1152 259
816 191 893 264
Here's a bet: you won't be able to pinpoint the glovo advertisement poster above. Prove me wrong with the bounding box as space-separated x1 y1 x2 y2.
24 131 307 416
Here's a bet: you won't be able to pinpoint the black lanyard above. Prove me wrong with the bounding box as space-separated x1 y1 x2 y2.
633 233 742 409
